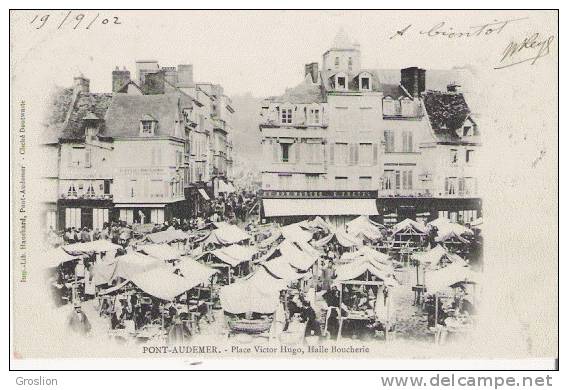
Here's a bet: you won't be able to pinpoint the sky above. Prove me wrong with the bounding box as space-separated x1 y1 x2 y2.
10 10 547 98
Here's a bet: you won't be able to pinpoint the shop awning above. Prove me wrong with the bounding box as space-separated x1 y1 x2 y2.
44 247 82 269
138 244 181 261
198 189 210 200
63 240 122 254
263 198 378 217
144 228 188 244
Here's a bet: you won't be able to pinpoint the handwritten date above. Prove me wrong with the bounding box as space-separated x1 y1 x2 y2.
30 11 121 31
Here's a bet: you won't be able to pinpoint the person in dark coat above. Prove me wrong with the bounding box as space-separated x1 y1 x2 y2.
68 306 92 334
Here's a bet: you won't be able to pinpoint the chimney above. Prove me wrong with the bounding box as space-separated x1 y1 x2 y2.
304 62 319 83
447 82 461 93
73 74 90 93
177 64 194 88
401 67 426 98
135 60 159 85
143 70 165 95
112 66 131 92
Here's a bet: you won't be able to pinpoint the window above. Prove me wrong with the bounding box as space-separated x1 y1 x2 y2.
45 210 57 231
67 184 77 198
69 147 84 167
65 208 81 229
309 108 320 124
86 182 96 198
119 209 134 225
359 143 373 166
402 170 413 190
140 120 155 136
334 57 340 68
176 150 182 168
151 209 165 224
466 149 474 164
361 77 370 90
306 174 319 190
84 149 92 168
401 98 415 117
463 126 472 136
92 208 109 230
402 131 413 152
384 130 395 153
445 177 458 195
103 180 111 195
359 176 372 190
281 108 292 124
382 171 394 190
464 177 477 195
280 143 290 162
335 176 348 190
335 143 349 165
337 76 346 89
383 98 395 116
348 57 353 71
450 149 458 164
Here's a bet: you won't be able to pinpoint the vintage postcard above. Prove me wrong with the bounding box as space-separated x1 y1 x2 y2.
9 9 558 369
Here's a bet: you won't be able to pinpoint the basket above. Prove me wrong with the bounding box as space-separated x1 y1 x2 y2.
228 318 272 334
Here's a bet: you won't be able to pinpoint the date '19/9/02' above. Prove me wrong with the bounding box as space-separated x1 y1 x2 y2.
29 11 121 31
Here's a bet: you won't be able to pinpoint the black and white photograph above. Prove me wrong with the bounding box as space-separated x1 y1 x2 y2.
9 9 557 371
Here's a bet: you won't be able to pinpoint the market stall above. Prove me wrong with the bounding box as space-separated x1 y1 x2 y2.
196 244 257 284
138 244 181 263
390 218 428 249
333 258 398 340
313 229 363 251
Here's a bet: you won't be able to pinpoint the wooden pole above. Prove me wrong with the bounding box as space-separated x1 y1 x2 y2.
338 284 343 341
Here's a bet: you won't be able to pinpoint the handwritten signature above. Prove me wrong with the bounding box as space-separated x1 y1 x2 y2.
390 17 528 40
495 33 555 69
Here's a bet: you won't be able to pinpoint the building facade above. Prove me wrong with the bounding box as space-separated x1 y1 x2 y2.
42 61 236 230
259 31 481 227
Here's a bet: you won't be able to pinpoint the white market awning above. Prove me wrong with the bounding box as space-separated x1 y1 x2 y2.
263 199 378 217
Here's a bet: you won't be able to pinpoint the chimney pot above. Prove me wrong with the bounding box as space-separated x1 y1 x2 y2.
401 67 426 98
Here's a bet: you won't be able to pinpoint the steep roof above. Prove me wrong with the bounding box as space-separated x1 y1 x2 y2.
423 91 472 142
103 92 192 138
267 79 325 104
381 83 409 99
42 87 113 142
321 69 382 93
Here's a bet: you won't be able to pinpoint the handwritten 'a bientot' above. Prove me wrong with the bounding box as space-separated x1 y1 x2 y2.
390 17 529 40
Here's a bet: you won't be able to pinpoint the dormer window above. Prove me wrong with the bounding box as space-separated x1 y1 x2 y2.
309 107 320 125
383 97 395 116
83 113 100 140
335 73 347 90
281 108 292 124
140 114 157 136
361 77 370 90
463 126 471 136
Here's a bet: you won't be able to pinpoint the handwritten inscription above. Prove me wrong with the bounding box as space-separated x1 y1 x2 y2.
495 33 555 70
30 11 122 31
390 17 528 39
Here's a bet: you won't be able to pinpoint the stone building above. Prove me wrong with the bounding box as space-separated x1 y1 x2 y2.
41 60 236 230
259 30 482 227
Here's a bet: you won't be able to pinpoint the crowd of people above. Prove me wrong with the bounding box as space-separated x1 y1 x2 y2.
47 190 481 345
